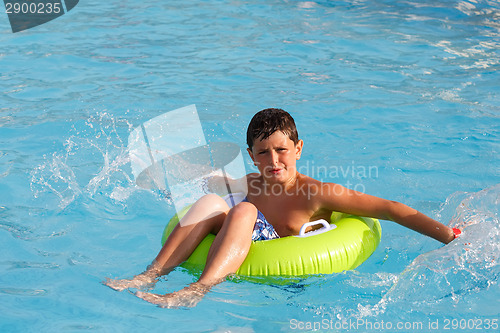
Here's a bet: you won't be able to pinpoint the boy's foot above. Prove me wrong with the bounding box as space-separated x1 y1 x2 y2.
135 283 210 308
104 263 163 291
103 275 157 292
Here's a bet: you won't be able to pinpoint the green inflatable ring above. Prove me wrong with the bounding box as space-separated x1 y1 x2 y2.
162 206 382 276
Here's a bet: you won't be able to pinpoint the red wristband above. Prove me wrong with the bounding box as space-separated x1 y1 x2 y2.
452 228 461 239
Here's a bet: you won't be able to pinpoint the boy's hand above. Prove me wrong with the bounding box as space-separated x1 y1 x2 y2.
452 228 462 239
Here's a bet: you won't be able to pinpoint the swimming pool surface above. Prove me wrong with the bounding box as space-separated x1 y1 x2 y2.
1 0 499 332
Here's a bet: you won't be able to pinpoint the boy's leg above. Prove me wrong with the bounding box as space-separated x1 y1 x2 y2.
198 201 257 284
136 201 258 308
154 194 231 271
104 194 230 291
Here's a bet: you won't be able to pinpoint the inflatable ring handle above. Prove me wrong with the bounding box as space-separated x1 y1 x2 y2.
298 219 336 237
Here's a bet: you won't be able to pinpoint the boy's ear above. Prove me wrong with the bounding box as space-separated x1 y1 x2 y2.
247 147 255 163
295 140 304 160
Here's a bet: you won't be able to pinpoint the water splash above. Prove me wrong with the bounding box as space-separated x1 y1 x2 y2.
29 110 230 212
30 150 82 209
359 184 500 318
30 112 138 210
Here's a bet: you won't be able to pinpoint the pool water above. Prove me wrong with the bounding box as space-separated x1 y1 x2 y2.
1 0 499 332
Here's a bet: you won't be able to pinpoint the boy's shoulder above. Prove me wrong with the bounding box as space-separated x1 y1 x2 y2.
296 174 348 201
296 172 324 188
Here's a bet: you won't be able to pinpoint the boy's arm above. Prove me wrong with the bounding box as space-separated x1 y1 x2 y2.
319 183 456 244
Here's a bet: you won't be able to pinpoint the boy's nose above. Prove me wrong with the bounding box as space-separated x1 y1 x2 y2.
269 151 279 165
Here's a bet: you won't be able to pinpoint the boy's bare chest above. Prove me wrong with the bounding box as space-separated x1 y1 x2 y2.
251 195 315 236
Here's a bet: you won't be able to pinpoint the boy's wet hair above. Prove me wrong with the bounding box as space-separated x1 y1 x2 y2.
246 108 299 150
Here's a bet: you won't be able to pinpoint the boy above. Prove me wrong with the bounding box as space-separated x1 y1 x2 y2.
104 108 460 308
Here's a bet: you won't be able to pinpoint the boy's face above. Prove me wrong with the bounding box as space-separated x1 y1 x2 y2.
247 131 303 185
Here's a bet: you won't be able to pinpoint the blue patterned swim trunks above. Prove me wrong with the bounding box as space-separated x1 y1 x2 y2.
242 197 280 241
252 210 280 241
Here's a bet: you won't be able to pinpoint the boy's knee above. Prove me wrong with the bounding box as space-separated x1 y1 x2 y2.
199 193 229 211
228 202 258 225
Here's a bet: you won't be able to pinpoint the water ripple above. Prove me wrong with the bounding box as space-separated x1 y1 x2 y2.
0 288 48 296
1 261 60 270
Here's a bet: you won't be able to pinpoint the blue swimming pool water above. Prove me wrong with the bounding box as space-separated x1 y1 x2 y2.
1 0 499 331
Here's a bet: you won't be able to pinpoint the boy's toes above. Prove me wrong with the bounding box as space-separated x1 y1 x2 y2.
103 278 127 292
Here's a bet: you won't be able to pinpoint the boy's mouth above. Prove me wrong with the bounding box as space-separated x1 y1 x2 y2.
270 168 282 175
